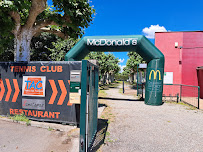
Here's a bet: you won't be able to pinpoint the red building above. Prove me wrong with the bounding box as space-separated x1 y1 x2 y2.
155 31 203 96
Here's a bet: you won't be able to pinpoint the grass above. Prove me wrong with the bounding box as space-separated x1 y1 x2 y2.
119 88 123 94
98 98 116 146
9 113 31 126
165 101 197 110
98 90 107 97
177 102 197 110
48 127 54 131
109 83 119 88
99 81 120 90
99 101 115 124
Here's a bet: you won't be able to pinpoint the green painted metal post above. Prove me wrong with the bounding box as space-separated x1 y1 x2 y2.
137 65 139 96
198 86 200 109
79 60 99 152
80 60 88 152
123 81 125 93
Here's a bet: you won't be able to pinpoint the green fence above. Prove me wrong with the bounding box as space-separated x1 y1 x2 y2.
137 83 144 100
137 83 200 109
80 60 99 152
163 84 200 109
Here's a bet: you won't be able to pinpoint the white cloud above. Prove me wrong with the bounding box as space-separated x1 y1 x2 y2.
142 24 167 39
119 65 126 73
119 58 125 63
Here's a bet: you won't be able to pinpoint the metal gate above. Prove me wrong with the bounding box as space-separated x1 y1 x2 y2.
80 60 99 152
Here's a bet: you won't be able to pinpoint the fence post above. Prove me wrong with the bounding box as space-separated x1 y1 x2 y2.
198 86 200 109
142 83 144 99
123 81 125 93
180 85 182 102
177 93 179 103
137 65 139 96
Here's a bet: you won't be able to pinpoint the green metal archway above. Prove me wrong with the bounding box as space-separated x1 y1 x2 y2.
65 35 165 105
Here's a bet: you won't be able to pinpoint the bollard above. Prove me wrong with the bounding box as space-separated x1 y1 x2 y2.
123 81 125 93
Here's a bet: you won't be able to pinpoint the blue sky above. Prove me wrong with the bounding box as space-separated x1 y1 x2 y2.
48 0 203 71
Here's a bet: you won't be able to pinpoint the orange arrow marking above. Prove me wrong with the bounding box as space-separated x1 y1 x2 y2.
57 80 67 105
49 80 58 105
0 79 5 101
12 79 20 102
67 100 73 106
5 79 12 102
68 80 70 85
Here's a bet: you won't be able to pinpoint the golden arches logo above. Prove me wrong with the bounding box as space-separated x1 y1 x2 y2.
149 70 161 80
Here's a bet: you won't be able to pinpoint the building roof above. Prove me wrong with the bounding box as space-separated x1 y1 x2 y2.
155 31 203 33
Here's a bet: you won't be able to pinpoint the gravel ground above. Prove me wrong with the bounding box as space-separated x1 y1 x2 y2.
102 83 203 152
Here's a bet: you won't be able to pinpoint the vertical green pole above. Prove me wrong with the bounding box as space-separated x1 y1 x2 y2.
177 93 179 103
198 86 200 109
180 85 182 102
137 64 139 96
80 60 88 152
123 81 125 93
94 67 99 130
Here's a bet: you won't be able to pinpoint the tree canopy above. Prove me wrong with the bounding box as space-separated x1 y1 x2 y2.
124 52 145 75
0 33 77 61
0 0 95 61
85 52 120 83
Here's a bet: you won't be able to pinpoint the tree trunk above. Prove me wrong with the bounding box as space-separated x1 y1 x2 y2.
102 74 106 85
110 74 114 83
134 72 137 83
14 30 33 62
129 74 133 84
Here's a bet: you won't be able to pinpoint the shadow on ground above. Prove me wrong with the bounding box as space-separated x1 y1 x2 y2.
98 97 144 102
98 103 107 108
131 84 137 90
89 119 109 152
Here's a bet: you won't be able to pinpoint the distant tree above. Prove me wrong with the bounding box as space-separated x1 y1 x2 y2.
0 0 95 61
86 52 120 84
115 72 129 81
125 52 145 83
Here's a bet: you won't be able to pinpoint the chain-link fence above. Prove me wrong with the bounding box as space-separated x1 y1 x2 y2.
163 84 200 109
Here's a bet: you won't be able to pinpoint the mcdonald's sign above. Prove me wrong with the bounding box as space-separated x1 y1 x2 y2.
149 70 161 80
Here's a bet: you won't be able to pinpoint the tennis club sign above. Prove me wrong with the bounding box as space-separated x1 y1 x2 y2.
87 38 137 46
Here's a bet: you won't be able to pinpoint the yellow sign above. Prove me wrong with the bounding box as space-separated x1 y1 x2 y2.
69 93 81 104
149 70 161 80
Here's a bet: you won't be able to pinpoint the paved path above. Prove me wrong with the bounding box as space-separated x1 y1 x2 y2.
0 120 77 152
102 83 203 152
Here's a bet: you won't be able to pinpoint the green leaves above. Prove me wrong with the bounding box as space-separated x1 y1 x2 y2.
86 52 120 76
125 52 145 74
50 0 95 37
0 0 95 57
48 37 78 61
